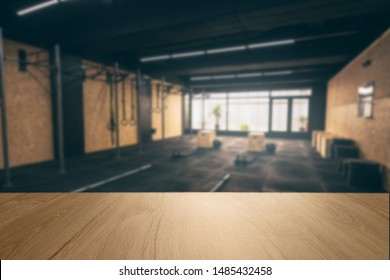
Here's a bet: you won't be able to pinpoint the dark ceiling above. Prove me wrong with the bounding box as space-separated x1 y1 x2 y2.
1 0 390 90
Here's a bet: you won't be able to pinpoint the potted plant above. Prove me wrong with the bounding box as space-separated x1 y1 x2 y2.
298 116 308 132
211 104 222 131
240 123 249 131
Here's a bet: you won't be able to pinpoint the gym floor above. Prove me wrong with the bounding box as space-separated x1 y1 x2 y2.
1 135 382 193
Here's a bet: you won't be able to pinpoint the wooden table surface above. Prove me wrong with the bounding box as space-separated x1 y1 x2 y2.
0 193 388 260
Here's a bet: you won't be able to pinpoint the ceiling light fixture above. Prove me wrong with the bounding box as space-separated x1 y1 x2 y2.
17 0 60 16
190 76 212 81
212 74 236 80
248 39 295 49
141 39 295 63
236 72 263 78
190 70 293 81
206 45 247 54
140 55 170 62
171 51 205 59
263 70 293 76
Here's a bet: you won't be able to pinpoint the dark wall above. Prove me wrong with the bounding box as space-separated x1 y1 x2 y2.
308 82 327 133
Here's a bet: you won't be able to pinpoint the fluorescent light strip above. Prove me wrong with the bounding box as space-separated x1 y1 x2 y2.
212 75 236 80
248 39 295 49
190 76 211 81
17 0 60 16
140 55 170 62
141 39 295 62
263 70 293 76
190 70 293 81
206 45 246 54
237 72 263 78
171 51 205 59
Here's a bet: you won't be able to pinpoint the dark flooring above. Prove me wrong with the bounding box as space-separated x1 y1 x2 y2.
0 136 384 192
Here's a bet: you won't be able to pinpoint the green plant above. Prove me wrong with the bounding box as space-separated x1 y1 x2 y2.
210 104 222 127
298 116 308 132
298 116 307 124
240 123 249 131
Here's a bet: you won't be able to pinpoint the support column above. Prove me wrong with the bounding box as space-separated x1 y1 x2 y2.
136 69 143 153
54 45 66 173
161 77 166 145
0 27 12 187
181 87 185 143
189 88 193 138
114 63 120 159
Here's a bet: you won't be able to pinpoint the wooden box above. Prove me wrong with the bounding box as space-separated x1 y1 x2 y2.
312 130 322 148
320 134 336 158
197 130 216 148
316 132 331 153
248 132 265 152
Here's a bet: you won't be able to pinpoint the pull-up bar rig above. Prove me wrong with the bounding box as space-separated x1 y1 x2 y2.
81 62 140 158
150 78 183 145
0 27 65 188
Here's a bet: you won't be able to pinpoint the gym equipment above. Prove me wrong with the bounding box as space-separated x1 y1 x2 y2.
234 154 256 166
106 72 116 145
319 134 336 158
72 164 152 192
311 130 322 148
197 130 216 148
213 139 222 149
136 69 143 152
334 145 359 172
345 159 383 190
171 150 185 159
113 63 120 159
150 83 162 113
161 78 166 145
331 138 355 160
265 143 277 154
248 132 265 152
0 27 66 186
129 79 136 126
121 76 127 126
210 173 231 192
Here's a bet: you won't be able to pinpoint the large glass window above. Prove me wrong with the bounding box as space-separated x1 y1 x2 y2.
204 93 227 130
291 98 309 132
191 94 203 129
191 93 227 130
188 89 311 133
228 92 269 132
271 99 288 132
271 89 311 97
357 83 374 118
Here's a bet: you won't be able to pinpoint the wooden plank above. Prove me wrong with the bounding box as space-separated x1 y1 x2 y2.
0 193 388 260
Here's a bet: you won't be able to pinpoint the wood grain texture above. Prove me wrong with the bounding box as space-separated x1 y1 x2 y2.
0 193 388 260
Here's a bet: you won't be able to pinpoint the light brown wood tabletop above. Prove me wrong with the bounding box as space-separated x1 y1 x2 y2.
0 193 388 260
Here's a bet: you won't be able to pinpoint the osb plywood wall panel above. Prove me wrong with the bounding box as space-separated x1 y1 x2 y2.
326 29 390 186
83 61 138 153
151 80 182 141
0 40 54 168
165 91 183 138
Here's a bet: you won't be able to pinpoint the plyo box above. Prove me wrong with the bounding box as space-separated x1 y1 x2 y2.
197 130 216 148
